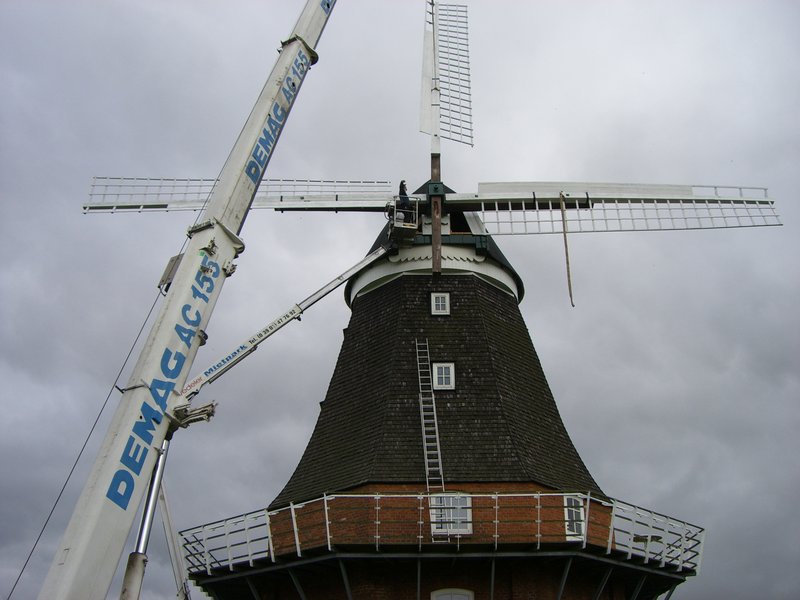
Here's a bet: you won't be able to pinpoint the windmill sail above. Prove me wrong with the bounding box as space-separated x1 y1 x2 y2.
452 182 781 235
420 1 474 147
84 177 393 212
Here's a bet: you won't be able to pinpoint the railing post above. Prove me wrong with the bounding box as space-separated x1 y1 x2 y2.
606 499 616 555
535 492 541 550
374 494 381 551
493 493 499 550
290 502 302 557
625 506 635 560
244 514 253 567
202 526 211 576
582 492 591 549
643 510 655 564
265 509 275 563
418 494 425 550
656 516 669 569
224 519 233 571
323 493 332 551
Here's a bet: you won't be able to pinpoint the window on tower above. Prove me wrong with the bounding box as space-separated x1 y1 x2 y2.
431 589 474 600
432 363 455 390
431 292 450 315
564 495 585 541
430 493 472 535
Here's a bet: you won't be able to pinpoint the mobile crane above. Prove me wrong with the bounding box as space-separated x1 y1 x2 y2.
37 2 338 598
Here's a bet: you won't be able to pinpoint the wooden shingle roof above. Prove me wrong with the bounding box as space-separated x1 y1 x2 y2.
270 261 602 508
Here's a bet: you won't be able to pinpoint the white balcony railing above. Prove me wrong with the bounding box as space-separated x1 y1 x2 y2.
179 492 704 577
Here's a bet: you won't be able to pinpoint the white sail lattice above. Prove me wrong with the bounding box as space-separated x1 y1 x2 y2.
420 2 474 146
84 177 781 235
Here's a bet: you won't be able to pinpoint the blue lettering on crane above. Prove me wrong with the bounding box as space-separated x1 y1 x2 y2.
320 0 335 16
245 48 312 185
106 253 221 510
203 345 249 378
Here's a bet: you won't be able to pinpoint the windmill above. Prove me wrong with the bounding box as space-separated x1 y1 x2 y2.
43 1 782 599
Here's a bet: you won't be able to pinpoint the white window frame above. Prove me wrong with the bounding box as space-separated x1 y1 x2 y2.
430 493 472 536
431 589 474 600
564 495 585 541
431 292 450 315
432 362 455 390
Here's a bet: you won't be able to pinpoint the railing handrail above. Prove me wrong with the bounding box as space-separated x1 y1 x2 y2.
179 491 704 576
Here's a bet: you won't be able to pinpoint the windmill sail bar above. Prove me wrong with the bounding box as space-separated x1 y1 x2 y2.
84 177 393 212
456 182 780 234
420 2 473 147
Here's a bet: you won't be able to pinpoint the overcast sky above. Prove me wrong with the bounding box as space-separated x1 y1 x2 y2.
1 1 798 599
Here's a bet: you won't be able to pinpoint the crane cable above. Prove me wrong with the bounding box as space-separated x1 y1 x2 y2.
10 145 227 598
5 291 163 600
5 221 198 599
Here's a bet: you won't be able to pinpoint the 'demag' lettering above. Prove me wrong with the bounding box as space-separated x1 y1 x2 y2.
104 6 328 511
106 254 220 510
244 47 311 186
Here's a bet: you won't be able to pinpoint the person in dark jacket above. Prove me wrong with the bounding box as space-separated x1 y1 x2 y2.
398 179 413 224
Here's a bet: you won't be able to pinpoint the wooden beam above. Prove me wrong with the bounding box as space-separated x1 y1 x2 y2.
555 557 573 600
630 574 647 600
591 566 613 600
245 576 260 600
432 195 442 273
489 556 496 600
431 153 442 273
288 569 307 600
416 558 422 600
338 560 354 600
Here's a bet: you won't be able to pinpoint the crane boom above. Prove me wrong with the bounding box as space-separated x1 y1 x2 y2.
38 2 337 598
181 245 389 402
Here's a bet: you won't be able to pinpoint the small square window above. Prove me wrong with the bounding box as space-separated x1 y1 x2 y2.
432 590 474 600
432 363 455 390
430 493 472 535
431 292 450 315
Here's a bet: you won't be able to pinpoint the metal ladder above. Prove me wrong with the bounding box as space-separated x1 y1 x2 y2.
416 339 445 493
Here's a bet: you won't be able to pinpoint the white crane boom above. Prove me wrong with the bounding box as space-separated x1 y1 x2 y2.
38 2 337 598
180 245 389 402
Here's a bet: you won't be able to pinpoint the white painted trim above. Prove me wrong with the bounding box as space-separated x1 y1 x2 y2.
348 243 519 304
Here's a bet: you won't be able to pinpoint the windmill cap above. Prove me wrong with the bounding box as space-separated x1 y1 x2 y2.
345 220 525 306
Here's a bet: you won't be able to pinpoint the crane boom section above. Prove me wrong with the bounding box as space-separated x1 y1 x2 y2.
38 2 336 599
182 245 389 400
